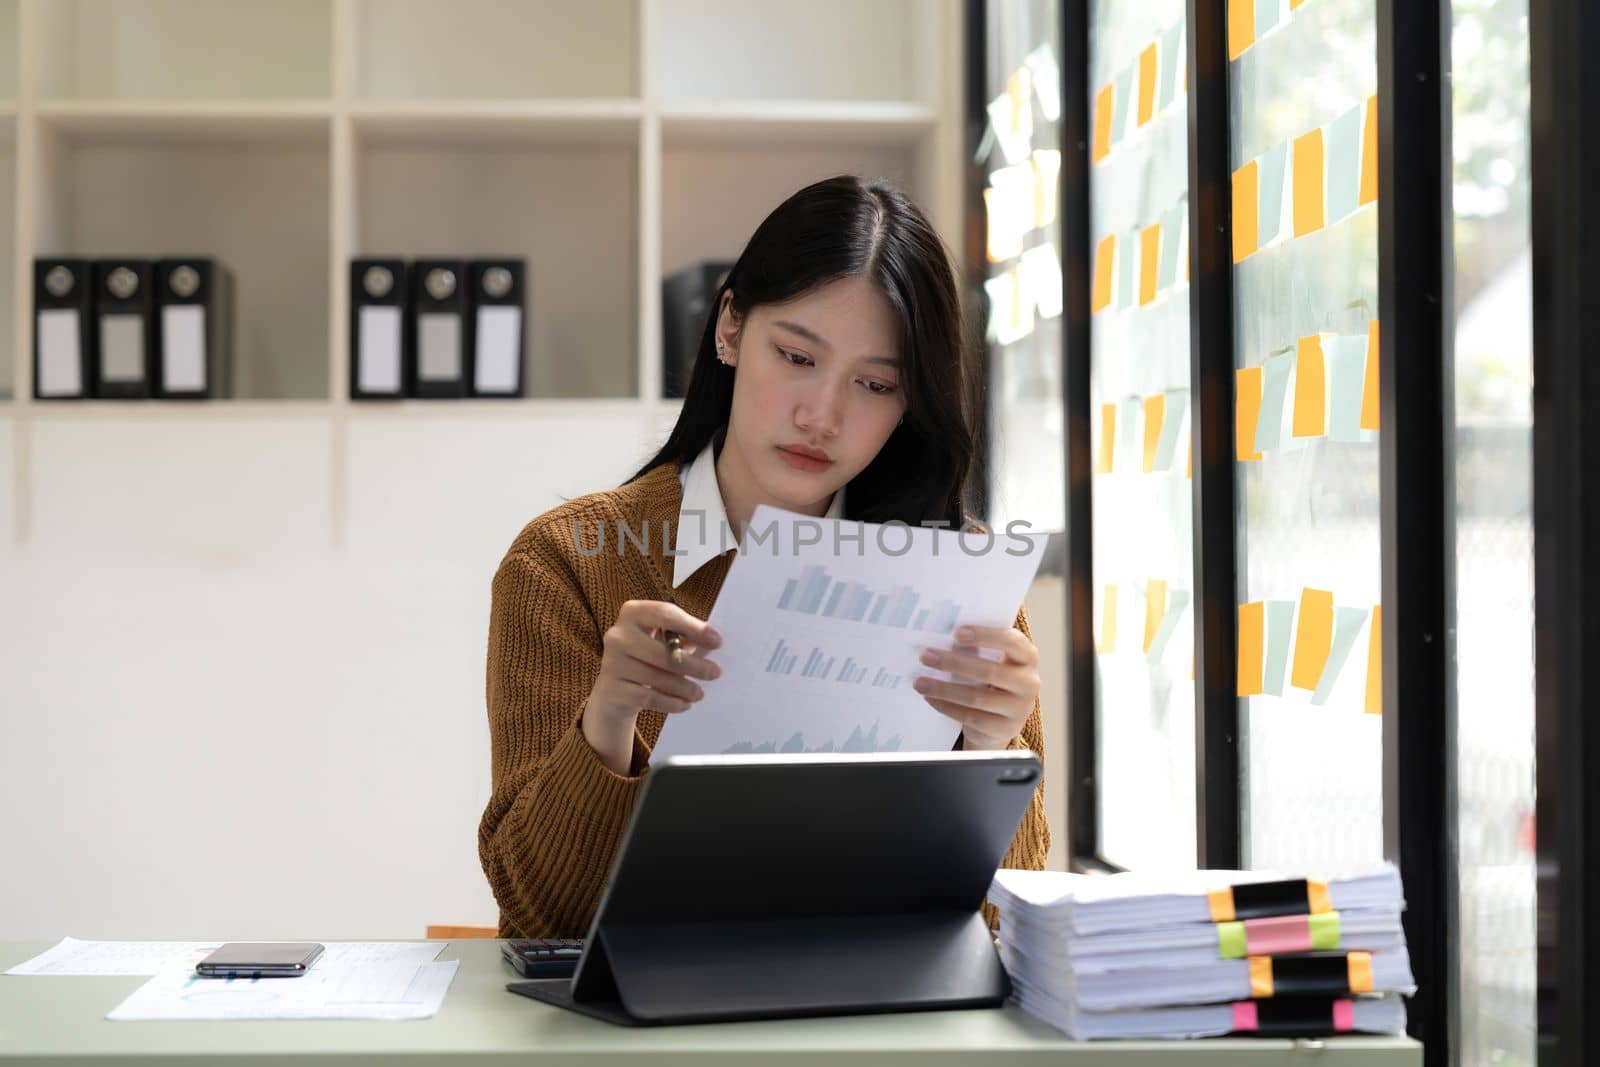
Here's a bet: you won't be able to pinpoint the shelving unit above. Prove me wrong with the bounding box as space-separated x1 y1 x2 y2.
1 0 964 543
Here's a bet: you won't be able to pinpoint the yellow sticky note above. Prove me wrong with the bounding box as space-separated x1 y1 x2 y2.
1140 222 1162 305
1360 94 1378 205
1093 84 1114 163
1098 402 1116 474
1290 0 1309 7
1293 128 1326 237
1365 604 1383 714
1142 394 1165 473
1290 588 1336 691
1238 601 1265 697
1361 319 1381 430
1144 580 1169 654
1092 233 1116 312
1098 584 1119 653
1138 43 1158 127
1228 0 1255 60
1232 160 1259 263
1293 334 1327 438
1186 432 1193 479
1236 366 1264 462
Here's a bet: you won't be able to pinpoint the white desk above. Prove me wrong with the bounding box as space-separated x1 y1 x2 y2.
0 940 1424 1065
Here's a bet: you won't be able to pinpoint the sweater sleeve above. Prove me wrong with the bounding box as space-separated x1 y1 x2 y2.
477 541 651 938
982 603 1054 930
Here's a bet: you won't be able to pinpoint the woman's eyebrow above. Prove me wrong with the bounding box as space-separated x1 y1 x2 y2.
772 320 898 367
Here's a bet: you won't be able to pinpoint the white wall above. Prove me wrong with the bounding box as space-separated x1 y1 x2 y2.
0 409 664 939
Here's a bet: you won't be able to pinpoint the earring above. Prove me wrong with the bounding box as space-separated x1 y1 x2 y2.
716 339 728 364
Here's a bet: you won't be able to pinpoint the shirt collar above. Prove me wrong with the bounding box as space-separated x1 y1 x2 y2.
673 433 843 588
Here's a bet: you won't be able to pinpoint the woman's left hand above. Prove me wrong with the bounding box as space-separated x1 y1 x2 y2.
913 624 1041 751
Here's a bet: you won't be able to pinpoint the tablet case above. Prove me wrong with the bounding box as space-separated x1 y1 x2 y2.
508 751 1040 1026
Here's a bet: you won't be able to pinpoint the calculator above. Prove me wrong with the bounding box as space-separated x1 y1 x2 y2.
500 938 585 979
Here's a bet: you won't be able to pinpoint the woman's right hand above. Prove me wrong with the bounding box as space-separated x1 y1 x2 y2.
581 600 722 773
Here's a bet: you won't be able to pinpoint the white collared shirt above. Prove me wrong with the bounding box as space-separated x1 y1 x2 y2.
673 437 843 588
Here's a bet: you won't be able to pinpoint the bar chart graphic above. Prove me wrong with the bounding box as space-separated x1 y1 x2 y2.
720 720 904 755
776 564 962 635
764 636 903 688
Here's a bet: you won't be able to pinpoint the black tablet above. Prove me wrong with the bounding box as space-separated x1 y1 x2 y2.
509 749 1042 1026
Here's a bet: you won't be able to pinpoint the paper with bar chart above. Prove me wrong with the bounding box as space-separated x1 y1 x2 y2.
650 505 1049 760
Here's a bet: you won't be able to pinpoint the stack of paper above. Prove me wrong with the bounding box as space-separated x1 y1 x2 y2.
989 865 1415 1040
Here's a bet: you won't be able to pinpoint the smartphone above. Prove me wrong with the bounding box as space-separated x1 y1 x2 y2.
195 942 325 978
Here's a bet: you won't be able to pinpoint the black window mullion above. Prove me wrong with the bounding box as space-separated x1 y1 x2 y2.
1059 0 1102 871
1375 2 1452 1064
1185 0 1241 871
1530 1 1600 1064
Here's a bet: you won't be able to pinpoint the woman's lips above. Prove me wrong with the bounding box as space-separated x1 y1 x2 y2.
777 446 833 473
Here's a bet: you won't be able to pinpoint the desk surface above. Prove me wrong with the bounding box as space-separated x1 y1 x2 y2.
0 940 1423 1066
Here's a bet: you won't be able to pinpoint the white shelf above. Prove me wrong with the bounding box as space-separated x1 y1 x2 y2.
660 101 939 147
350 99 641 147
1 0 963 544
36 99 332 143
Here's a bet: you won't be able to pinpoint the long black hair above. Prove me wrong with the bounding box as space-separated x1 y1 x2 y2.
630 175 975 528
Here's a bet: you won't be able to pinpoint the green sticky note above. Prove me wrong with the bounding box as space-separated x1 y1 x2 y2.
1111 66 1134 148
1310 910 1343 950
1313 606 1371 705
1157 203 1185 293
1158 22 1184 111
1146 589 1191 666
1116 229 1137 309
1328 334 1369 442
1217 921 1248 959
1153 387 1189 472
1325 103 1364 224
1263 599 1296 696
1257 139 1288 248
1254 351 1294 455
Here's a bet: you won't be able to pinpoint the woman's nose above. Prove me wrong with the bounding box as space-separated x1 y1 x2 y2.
796 381 845 436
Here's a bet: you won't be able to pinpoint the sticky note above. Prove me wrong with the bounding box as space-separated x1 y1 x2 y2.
1256 0 1281 37
1233 160 1259 263
1143 393 1166 473
1313 606 1371 706
1158 203 1185 292
1120 396 1142 463
1293 128 1326 236
1021 244 1064 319
1327 334 1369 442
1144 579 1169 654
1263 599 1296 696
1032 149 1062 228
1154 388 1189 472
1255 351 1294 455
1116 229 1137 309
1361 319 1381 430
1138 43 1159 127
1325 103 1363 224
1098 402 1117 473
1291 0 1309 7
1229 0 1255 60
1365 604 1382 714
1360 94 1378 205
1147 589 1191 666
1290 588 1335 691
1140 222 1162 305
1158 23 1183 111
1293 334 1327 438
1093 84 1114 163
1111 66 1134 149
1092 233 1116 312
1238 601 1265 696
984 187 1022 262
1257 139 1288 248
1098 584 1119 653
1187 433 1193 478
1236 366 1264 461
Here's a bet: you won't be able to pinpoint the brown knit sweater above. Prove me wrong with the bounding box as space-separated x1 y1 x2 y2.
478 460 1052 938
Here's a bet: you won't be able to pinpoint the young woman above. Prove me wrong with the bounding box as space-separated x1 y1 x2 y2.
479 175 1051 939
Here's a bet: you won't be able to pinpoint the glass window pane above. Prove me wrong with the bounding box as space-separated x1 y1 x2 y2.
1088 0 1196 870
984 0 1065 534
1450 0 1536 1063
1228 0 1383 874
